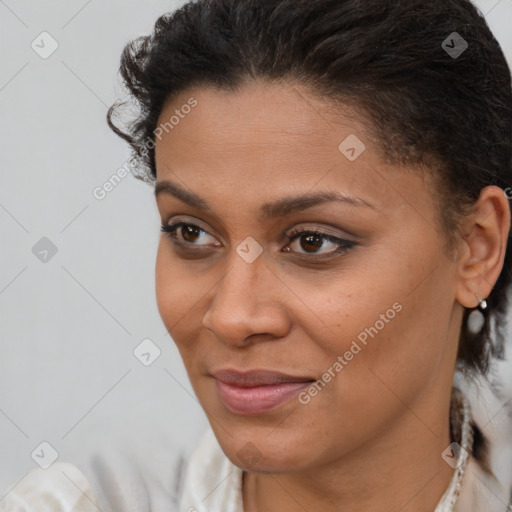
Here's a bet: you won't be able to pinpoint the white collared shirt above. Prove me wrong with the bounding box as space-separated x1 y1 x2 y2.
1 425 510 512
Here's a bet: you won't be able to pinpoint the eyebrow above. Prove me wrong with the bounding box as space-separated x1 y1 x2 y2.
154 179 376 219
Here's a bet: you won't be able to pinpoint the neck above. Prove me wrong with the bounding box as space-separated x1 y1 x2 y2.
242 392 456 512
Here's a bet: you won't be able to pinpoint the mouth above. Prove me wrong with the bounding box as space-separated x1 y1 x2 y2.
210 368 316 415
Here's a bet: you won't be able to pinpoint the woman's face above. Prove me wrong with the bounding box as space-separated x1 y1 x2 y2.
154 79 462 473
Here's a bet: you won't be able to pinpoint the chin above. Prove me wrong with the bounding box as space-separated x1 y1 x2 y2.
210 422 317 474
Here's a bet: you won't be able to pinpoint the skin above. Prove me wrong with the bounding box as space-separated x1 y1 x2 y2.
153 79 510 512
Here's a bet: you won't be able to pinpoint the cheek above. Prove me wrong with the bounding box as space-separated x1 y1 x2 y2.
277 274 451 455
286 247 454 396
155 245 178 324
155 244 201 341
154 243 220 365
277 260 406 358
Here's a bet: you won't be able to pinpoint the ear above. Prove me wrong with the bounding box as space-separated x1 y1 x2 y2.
455 186 511 308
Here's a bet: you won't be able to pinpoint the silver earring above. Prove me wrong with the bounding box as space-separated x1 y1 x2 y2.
467 293 487 333
476 294 487 311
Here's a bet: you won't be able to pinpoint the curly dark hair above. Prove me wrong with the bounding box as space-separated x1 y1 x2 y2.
107 0 512 381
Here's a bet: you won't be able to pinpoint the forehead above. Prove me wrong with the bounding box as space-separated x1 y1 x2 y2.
153 79 435 221
156 79 364 150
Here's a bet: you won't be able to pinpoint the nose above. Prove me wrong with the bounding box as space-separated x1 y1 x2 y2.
202 255 291 347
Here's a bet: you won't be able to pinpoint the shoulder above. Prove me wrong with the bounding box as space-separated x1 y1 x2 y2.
454 453 512 511
0 434 191 512
0 462 99 512
81 438 187 512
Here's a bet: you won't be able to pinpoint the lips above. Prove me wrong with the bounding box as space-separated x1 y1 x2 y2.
211 368 315 387
210 368 316 415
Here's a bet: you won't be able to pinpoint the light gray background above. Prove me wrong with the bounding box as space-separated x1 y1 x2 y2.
1 0 511 494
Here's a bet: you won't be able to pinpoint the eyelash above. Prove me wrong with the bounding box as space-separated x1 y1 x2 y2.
160 222 356 260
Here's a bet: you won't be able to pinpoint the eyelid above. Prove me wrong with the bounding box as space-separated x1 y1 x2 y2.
162 215 218 238
161 216 358 260
285 227 356 259
286 223 357 241
161 220 221 248
162 216 357 242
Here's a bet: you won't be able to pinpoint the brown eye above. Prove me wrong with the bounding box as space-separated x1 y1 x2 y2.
182 224 202 243
160 222 219 248
285 229 355 259
298 233 324 253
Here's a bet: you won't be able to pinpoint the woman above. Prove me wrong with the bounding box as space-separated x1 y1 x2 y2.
2 0 511 510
